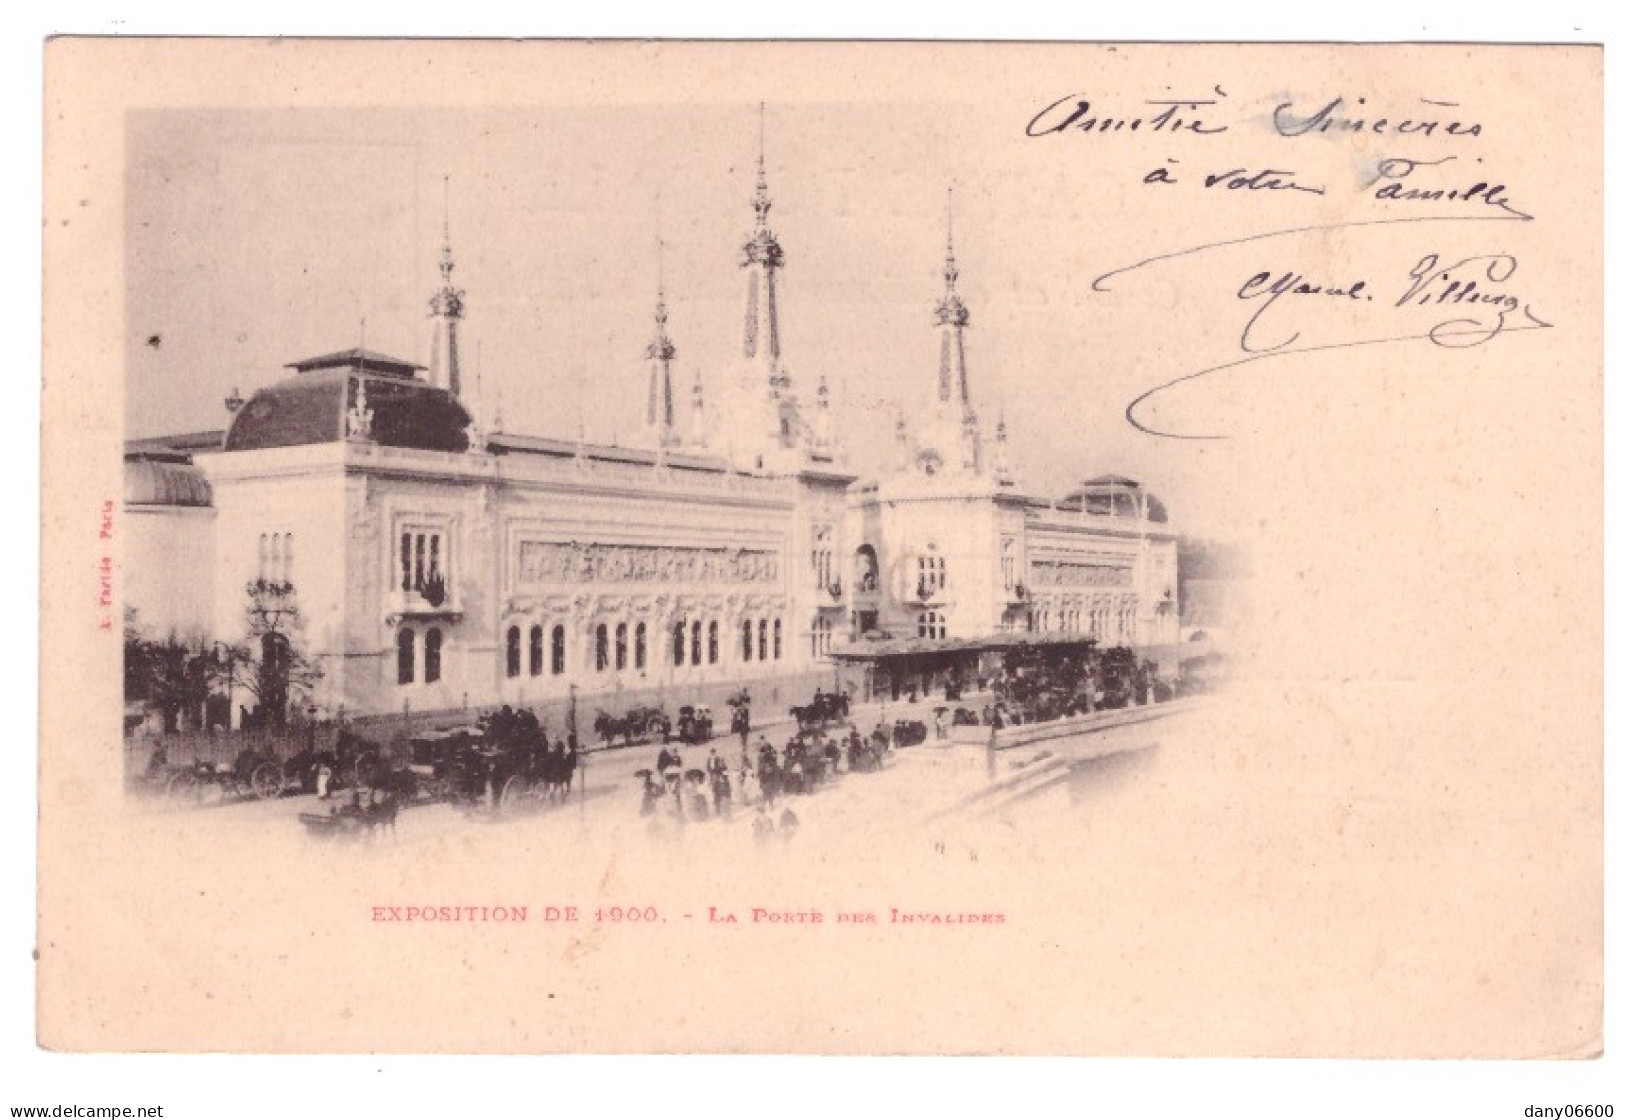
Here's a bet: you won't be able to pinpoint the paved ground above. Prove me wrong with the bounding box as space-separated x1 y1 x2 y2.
129 695 1199 867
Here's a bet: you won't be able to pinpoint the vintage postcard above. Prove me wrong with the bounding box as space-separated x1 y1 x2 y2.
38 39 1600 1056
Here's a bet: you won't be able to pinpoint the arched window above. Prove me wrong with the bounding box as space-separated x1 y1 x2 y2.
773 618 782 660
856 545 879 592
399 532 412 591
691 620 703 667
424 627 443 684
528 625 544 677
505 626 521 679
673 620 686 666
741 618 753 662
398 627 416 685
635 622 647 670
595 624 609 672
284 533 295 583
259 533 269 581
757 618 768 662
615 622 628 670
551 624 566 676
707 620 719 664
269 534 281 583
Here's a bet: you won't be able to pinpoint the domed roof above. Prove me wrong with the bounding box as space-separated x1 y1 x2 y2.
224 350 471 453
1066 475 1169 523
124 454 212 508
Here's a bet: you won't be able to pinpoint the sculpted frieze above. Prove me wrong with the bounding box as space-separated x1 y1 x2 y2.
1029 559 1132 588
517 541 781 587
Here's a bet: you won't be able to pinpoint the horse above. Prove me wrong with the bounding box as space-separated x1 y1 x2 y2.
593 709 636 748
364 790 400 841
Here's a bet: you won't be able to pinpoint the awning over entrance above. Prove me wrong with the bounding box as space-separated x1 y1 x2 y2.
828 634 1207 664
827 632 1102 662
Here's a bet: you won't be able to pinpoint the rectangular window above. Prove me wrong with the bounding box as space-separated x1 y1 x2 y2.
424 628 443 683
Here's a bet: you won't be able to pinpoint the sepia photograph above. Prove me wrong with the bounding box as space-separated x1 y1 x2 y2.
116 96 1212 877
34 32 1603 1091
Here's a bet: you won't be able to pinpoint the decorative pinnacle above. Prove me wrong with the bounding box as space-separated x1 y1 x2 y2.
753 102 772 229
430 174 466 321
934 190 969 329
647 239 676 362
439 175 455 281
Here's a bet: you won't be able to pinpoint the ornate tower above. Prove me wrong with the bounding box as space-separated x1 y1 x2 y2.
915 198 984 478
734 104 803 466
645 252 680 449
428 176 465 397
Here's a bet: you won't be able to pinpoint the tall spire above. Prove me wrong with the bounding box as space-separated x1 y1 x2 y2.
917 190 983 477
734 101 799 467
428 174 466 396
645 239 679 448
742 102 784 364
753 101 772 230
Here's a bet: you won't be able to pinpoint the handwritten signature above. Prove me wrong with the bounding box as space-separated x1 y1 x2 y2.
1122 253 1550 439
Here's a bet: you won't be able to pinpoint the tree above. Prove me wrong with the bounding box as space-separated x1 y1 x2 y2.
122 608 224 733
220 578 324 729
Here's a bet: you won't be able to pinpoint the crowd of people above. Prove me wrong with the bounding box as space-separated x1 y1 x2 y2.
636 716 892 840
984 645 1171 726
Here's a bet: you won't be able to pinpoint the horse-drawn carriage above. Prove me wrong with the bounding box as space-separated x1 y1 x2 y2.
788 689 850 731
393 721 578 815
890 719 929 748
158 746 285 806
386 726 493 807
299 788 400 841
593 705 671 748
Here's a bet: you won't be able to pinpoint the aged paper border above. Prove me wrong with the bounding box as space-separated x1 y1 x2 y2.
15 4 1625 1111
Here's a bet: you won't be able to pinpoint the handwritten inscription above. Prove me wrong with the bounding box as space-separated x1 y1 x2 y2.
1273 96 1484 138
1026 92 1230 137
1043 82 1548 439
1367 156 1530 218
